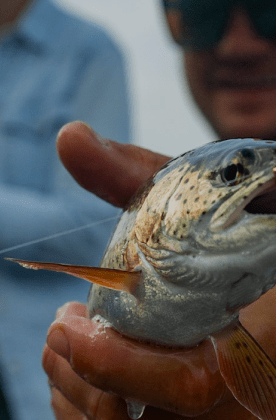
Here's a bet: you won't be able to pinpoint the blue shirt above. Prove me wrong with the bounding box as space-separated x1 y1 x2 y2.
0 1 131 419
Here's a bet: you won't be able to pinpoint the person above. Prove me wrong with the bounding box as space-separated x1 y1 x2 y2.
0 1 130 419
42 0 276 419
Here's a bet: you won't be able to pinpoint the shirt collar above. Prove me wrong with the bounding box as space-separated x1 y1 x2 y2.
10 0 62 53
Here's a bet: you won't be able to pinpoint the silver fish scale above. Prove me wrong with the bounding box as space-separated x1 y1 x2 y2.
88 138 276 347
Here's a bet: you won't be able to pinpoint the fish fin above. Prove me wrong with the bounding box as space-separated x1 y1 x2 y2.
211 321 276 420
5 258 141 296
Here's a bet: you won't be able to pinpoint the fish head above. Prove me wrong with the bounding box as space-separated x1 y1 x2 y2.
133 138 276 312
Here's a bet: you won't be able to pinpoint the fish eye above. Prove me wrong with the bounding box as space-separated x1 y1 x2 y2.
221 163 246 185
221 164 238 183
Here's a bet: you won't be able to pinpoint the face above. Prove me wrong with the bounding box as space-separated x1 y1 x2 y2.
182 6 276 140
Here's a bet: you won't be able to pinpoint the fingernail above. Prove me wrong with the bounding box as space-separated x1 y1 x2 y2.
47 326 70 361
83 124 111 149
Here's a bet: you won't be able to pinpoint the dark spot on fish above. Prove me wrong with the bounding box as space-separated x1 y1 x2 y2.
243 196 247 200
203 200 207 205
208 189 213 193
180 235 184 239
258 183 263 188
202 211 206 215
235 342 241 349
184 178 189 184
190 185 195 190
183 199 187 204
195 197 199 202
161 212 166 220
211 200 216 204
173 230 177 236
243 342 248 348
182 223 186 228
187 210 190 214
240 149 255 164
207 171 217 180
176 193 182 201
246 356 251 364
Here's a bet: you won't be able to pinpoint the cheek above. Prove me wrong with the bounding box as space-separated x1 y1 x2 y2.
184 53 215 121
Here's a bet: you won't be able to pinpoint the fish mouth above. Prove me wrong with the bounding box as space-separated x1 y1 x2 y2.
244 179 276 215
222 175 276 229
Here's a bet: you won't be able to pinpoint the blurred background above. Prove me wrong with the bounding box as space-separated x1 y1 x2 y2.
56 0 216 156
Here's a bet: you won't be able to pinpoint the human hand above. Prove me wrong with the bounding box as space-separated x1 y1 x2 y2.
43 296 276 420
43 122 276 419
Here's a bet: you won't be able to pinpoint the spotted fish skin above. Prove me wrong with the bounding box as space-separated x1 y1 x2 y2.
88 138 276 347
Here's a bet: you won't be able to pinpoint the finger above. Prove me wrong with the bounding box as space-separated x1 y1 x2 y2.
45 346 137 420
56 302 87 320
44 346 251 420
45 346 190 420
51 387 88 420
56 121 170 207
44 314 225 417
240 286 276 361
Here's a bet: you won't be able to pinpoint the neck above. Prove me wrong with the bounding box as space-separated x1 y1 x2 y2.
0 0 31 26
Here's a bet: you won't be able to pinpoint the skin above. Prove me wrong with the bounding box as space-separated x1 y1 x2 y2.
42 2 276 419
184 6 276 140
42 122 276 419
0 0 31 26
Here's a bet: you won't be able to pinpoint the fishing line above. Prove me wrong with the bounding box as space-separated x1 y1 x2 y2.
0 215 120 255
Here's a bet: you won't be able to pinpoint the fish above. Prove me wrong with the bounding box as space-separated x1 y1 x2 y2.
7 137 276 420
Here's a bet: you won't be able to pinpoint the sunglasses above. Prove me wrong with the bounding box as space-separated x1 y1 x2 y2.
162 0 276 50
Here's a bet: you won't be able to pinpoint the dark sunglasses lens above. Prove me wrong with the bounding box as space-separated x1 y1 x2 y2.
248 0 276 42
163 0 276 49
163 0 229 50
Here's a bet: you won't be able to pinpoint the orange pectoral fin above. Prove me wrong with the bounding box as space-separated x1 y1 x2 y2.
5 258 141 296
211 321 276 420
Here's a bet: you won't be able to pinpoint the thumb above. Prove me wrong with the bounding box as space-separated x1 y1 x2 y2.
56 121 170 208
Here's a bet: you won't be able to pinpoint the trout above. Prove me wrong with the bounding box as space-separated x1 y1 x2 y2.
9 138 276 419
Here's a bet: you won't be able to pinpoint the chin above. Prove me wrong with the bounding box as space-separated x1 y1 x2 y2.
212 114 276 141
